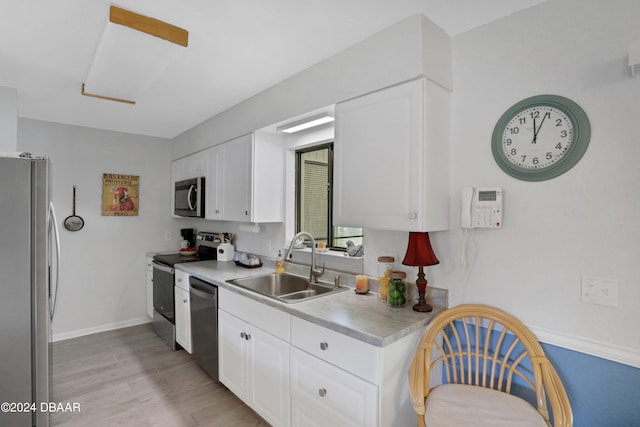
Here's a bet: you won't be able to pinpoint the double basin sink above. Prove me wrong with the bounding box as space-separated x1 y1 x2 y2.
226 273 347 303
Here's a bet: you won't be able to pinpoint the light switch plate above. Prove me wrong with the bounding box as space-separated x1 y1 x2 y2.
581 275 618 307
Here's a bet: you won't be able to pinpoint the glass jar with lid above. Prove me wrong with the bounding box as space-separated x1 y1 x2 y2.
388 271 407 307
377 256 395 302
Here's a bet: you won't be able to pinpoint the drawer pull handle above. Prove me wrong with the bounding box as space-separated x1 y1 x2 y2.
320 342 328 351
318 388 327 397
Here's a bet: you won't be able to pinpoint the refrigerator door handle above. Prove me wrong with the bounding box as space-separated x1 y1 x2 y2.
49 201 61 320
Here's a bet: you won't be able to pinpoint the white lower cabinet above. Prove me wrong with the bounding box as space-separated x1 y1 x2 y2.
218 289 291 427
145 256 153 319
290 347 377 427
218 288 425 427
174 270 192 353
290 316 424 427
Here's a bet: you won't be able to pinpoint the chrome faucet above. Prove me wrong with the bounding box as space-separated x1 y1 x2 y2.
284 231 325 283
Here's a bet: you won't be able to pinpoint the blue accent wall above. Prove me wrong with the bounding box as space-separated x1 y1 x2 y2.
541 344 640 427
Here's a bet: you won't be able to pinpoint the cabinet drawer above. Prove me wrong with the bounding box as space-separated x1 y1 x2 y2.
219 287 290 341
291 347 377 427
291 317 379 384
175 269 189 292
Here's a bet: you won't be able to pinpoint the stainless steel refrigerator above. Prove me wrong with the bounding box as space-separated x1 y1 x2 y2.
0 154 60 427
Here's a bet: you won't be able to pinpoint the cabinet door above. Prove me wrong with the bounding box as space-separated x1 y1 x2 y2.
205 146 221 219
290 347 377 427
220 135 252 221
145 258 153 319
192 152 207 177
219 310 248 400
292 397 332 427
334 79 424 231
248 326 291 427
174 287 192 353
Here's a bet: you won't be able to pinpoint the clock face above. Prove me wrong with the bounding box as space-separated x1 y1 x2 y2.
501 106 573 170
492 95 590 181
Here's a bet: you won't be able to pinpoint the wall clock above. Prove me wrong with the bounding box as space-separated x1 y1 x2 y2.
491 94 591 181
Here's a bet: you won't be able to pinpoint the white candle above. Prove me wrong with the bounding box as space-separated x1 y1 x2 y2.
356 275 368 293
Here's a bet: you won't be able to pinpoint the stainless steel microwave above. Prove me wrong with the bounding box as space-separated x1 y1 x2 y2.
174 177 205 217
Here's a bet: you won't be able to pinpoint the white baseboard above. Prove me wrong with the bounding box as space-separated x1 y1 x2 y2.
529 325 640 369
52 316 152 342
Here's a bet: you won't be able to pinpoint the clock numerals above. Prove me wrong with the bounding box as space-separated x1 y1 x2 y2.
492 95 590 181
501 106 573 169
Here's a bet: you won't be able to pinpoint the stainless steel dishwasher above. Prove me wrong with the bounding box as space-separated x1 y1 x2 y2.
189 276 218 381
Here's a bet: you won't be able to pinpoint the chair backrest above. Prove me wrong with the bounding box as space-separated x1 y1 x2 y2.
408 304 572 427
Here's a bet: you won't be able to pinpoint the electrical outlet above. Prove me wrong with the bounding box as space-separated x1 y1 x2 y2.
581 275 618 307
165 231 172 241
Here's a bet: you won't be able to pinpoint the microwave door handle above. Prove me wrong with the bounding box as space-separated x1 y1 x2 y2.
187 184 196 211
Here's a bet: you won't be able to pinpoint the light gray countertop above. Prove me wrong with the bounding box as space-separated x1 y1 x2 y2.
176 260 442 347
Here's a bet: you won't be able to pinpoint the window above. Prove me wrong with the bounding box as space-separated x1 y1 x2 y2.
295 143 363 250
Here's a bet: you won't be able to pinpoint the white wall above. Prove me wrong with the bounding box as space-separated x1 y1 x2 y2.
433 0 640 362
0 86 17 151
18 118 181 340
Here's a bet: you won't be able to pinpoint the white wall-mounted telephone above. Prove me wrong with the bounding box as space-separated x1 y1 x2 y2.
461 187 503 229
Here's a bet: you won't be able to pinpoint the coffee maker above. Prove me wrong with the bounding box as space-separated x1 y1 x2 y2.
180 228 195 248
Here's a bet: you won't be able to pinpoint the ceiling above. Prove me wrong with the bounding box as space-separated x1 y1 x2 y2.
0 0 547 139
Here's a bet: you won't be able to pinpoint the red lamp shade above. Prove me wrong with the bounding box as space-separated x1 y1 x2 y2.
402 232 439 312
402 232 439 267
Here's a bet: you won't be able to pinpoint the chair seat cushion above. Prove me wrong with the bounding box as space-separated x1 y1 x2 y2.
424 384 547 427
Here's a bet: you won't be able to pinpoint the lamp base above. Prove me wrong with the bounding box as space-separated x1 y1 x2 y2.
413 301 432 312
413 267 433 312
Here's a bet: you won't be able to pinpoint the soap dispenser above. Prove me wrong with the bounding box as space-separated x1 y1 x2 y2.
276 250 285 274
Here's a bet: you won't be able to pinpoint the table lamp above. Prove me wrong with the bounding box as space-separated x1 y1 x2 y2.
402 232 439 312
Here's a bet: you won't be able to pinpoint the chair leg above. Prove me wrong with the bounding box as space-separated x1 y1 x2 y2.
418 415 426 427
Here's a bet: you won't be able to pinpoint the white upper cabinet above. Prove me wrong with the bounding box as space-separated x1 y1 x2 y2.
220 134 252 221
205 132 284 223
334 77 450 232
172 151 207 183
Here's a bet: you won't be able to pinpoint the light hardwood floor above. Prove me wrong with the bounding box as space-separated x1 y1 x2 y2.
51 323 270 427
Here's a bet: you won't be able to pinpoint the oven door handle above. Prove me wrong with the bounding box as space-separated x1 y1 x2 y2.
152 262 174 274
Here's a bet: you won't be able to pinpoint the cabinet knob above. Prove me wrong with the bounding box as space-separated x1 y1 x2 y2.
240 332 246 339
409 211 417 219
320 342 328 351
215 209 220 214
318 388 327 397
245 333 251 341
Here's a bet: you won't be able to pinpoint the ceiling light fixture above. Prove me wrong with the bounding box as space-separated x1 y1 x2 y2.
82 5 188 105
276 113 335 133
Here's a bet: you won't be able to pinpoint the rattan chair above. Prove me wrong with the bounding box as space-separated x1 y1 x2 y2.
408 304 572 427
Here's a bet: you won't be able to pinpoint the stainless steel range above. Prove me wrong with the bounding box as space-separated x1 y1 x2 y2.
151 231 227 350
